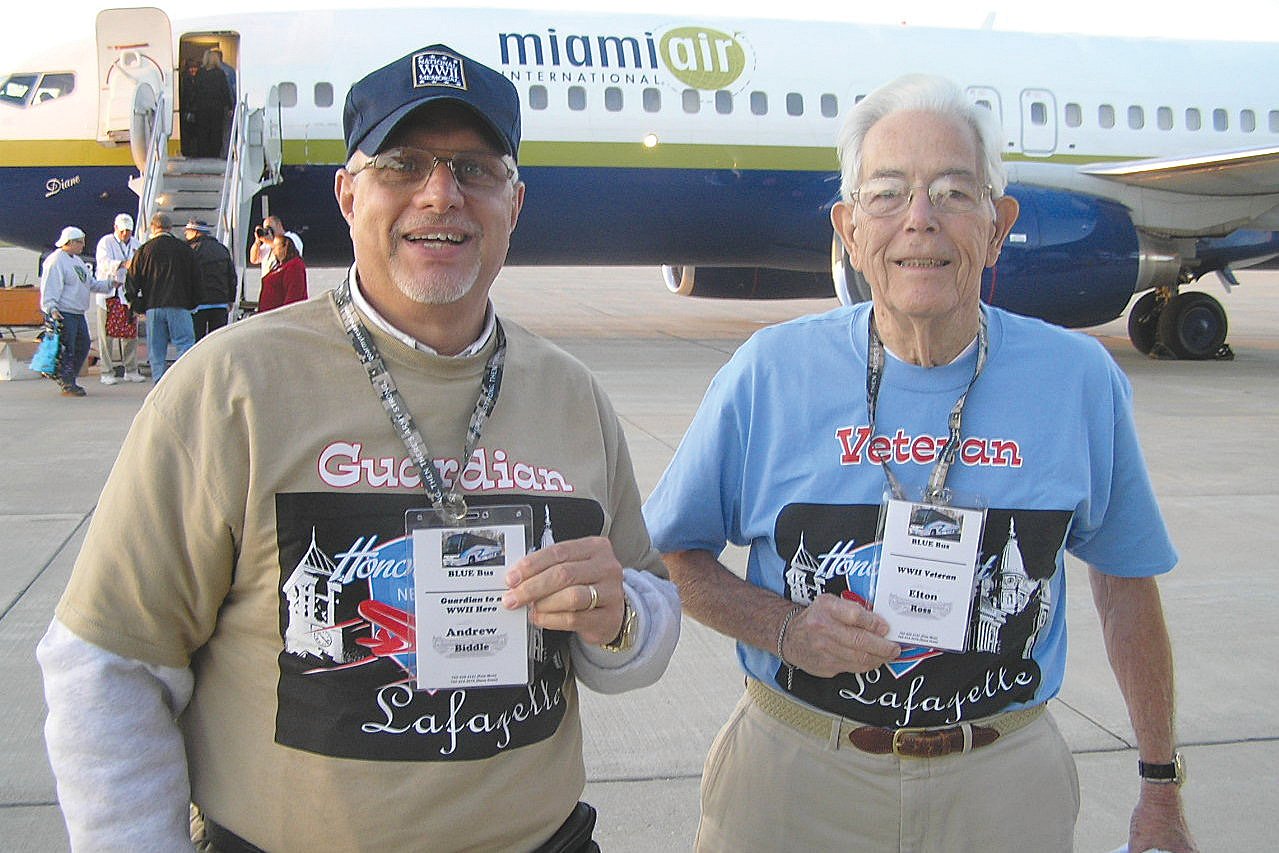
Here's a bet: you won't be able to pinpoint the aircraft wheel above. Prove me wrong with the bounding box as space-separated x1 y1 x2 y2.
1126 291 1161 354
1156 291 1228 359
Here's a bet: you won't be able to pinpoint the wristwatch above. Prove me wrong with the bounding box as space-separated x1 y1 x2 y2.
600 594 637 653
1138 752 1186 785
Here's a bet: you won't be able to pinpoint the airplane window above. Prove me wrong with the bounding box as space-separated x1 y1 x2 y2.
1157 107 1173 130
567 86 586 111
1213 108 1228 131
786 93 804 116
1127 106 1144 130
1064 103 1082 128
605 87 623 112
750 91 767 116
1098 104 1115 129
278 82 298 108
1185 108 1202 130
642 88 661 113
314 82 334 109
529 85 548 110
0 74 38 107
1270 110 1279 133
715 90 732 115
682 89 700 114
1030 102 1047 126
33 73 74 105
820 94 838 118
1241 109 1256 132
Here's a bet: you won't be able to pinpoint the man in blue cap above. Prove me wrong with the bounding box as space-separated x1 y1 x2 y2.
40 45 680 852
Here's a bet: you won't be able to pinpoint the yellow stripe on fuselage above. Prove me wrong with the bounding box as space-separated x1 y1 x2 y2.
3 137 1135 171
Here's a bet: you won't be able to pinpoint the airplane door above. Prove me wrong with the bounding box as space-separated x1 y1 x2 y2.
96 8 173 166
1019 88 1057 157
965 86 1003 128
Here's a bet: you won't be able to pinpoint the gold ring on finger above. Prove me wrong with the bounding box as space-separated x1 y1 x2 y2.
586 584 599 611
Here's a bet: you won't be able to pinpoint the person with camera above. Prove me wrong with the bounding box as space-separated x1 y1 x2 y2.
256 231 307 313
248 215 304 278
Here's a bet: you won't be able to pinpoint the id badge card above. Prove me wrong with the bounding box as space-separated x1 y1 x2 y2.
872 497 986 652
408 504 534 690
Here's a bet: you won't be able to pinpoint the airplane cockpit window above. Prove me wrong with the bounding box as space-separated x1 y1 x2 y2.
642 87 660 113
0 74 37 106
0 71 73 108
1241 109 1256 132
528 85 548 110
314 82 333 108
1186 108 1202 131
785 93 803 117
714 90 732 114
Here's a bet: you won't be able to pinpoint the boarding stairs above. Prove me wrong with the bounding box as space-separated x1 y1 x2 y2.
129 89 283 319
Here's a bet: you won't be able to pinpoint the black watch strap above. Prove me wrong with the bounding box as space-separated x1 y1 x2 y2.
1138 752 1185 784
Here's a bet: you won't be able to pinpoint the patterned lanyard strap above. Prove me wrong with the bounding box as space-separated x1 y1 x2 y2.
865 310 989 505
332 277 506 521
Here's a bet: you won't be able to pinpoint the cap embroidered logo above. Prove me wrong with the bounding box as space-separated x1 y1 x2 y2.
414 51 467 90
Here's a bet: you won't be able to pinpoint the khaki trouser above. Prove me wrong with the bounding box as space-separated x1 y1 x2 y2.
694 687 1080 852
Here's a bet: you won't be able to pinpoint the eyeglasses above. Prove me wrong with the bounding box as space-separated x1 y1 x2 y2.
348 147 516 194
852 175 992 218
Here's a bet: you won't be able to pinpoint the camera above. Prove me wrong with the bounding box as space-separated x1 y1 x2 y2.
255 226 274 239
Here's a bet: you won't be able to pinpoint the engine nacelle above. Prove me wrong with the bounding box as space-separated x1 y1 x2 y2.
662 265 834 299
985 184 1149 328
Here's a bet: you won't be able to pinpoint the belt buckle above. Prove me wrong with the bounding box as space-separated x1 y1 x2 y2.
891 726 931 757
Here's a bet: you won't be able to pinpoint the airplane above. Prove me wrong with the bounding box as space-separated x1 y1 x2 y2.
2 7 1278 359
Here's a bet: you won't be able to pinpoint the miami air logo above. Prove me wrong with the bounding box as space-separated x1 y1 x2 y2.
659 27 748 90
498 23 753 92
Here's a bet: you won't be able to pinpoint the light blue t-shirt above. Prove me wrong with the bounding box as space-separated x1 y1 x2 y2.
644 303 1175 728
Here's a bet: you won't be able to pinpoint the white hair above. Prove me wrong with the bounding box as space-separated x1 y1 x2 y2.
836 74 1008 202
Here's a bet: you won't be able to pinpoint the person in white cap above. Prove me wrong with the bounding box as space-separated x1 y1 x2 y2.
39 226 115 396
93 213 145 384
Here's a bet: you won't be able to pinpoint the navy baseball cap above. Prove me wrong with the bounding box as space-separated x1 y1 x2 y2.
343 44 521 161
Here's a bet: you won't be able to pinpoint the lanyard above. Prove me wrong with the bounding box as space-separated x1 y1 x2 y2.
865 310 988 505
332 276 506 521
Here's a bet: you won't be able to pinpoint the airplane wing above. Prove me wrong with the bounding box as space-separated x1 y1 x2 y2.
1080 146 1279 196
1006 148 1279 237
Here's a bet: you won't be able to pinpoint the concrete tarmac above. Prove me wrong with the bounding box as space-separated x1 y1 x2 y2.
2 256 1275 851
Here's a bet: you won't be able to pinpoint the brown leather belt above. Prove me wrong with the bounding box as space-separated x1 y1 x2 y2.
746 677 1043 759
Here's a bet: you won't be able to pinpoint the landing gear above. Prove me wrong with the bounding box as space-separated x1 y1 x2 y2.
1126 291 1161 355
1126 289 1233 360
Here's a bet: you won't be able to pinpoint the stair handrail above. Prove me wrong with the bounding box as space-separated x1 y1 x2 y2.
132 87 170 234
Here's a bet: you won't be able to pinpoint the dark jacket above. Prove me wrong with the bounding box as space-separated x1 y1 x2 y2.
126 232 200 311
187 234 237 305
192 66 232 117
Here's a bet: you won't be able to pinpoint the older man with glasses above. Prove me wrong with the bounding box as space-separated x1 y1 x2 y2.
645 74 1196 852
39 44 680 852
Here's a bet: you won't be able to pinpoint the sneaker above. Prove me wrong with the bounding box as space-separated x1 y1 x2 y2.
60 384 87 397
123 371 146 383
100 374 119 385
